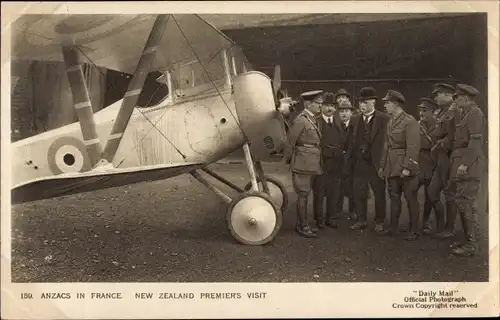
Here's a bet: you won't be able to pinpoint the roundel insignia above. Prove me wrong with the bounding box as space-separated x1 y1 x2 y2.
47 137 91 175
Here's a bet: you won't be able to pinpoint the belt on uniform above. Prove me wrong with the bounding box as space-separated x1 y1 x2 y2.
297 143 319 147
420 148 431 151
321 143 342 149
389 148 405 150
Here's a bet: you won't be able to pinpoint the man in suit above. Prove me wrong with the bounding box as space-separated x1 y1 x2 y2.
346 87 390 232
335 88 357 217
283 90 324 238
334 88 351 105
417 97 445 235
338 100 356 220
379 90 421 241
448 84 485 257
312 92 346 229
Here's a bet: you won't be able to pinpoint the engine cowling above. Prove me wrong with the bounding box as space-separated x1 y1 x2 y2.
232 71 287 161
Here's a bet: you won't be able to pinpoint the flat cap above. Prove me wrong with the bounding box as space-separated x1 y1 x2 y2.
334 88 351 100
323 92 335 105
301 90 323 101
453 83 479 97
338 100 354 110
382 90 405 104
418 97 438 110
432 83 455 95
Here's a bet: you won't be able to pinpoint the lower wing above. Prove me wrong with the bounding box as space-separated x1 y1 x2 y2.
11 162 204 205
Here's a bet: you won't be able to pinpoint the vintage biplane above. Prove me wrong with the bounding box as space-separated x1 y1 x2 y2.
10 14 298 245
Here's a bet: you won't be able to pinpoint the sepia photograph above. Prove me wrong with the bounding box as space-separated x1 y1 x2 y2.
2 1 499 319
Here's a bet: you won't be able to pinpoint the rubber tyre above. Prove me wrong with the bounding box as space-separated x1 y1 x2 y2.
226 191 283 246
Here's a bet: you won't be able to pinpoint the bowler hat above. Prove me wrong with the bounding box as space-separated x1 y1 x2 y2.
301 90 323 101
453 83 479 98
338 100 354 110
357 87 378 101
432 83 455 96
323 92 335 105
418 97 438 110
334 88 351 101
382 90 405 104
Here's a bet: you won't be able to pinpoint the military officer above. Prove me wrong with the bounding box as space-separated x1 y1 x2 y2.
283 90 324 238
429 83 459 239
448 84 485 257
379 90 420 241
418 97 446 235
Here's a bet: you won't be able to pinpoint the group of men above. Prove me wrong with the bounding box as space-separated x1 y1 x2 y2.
283 83 485 257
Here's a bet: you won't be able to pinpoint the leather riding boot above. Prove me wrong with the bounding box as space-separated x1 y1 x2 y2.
313 196 325 229
296 197 316 238
380 197 401 236
434 201 446 233
422 199 432 234
446 200 458 231
434 201 457 239
390 197 402 234
452 205 477 257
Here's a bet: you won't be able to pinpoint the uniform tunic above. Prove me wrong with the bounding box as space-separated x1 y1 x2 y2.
418 119 436 182
450 103 485 181
428 103 457 201
283 110 323 195
381 111 420 178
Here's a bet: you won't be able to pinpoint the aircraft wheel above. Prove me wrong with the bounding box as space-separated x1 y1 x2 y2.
244 175 288 213
226 191 282 246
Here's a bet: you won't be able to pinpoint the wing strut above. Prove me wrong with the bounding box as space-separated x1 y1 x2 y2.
61 45 103 168
101 14 170 163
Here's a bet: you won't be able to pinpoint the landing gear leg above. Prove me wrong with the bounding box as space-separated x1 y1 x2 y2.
190 143 284 245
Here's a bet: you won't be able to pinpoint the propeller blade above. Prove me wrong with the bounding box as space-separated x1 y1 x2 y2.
272 65 281 97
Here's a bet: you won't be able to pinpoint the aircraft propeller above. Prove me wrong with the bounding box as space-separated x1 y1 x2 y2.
272 65 297 118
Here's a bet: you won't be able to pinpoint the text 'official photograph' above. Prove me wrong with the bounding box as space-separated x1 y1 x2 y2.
7 10 492 288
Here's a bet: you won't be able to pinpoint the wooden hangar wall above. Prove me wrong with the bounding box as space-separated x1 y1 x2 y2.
11 13 487 142
224 13 488 119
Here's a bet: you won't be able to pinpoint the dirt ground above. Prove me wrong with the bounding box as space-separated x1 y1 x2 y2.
10 161 489 283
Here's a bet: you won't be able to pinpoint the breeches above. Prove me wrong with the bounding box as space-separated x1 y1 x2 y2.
451 179 481 212
388 175 420 233
292 172 314 197
428 159 453 202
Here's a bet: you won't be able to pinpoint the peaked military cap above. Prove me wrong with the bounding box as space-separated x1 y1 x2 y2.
432 83 455 95
301 90 324 101
382 90 405 104
323 92 335 105
418 97 438 110
338 100 354 110
357 87 378 100
334 88 351 100
453 83 479 97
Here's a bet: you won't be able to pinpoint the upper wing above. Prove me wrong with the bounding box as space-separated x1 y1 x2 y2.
11 14 238 74
12 161 204 205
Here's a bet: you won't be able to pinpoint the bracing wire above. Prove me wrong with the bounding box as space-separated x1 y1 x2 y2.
171 15 250 143
74 44 187 162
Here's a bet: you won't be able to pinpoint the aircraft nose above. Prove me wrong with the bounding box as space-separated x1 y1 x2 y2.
232 71 287 161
